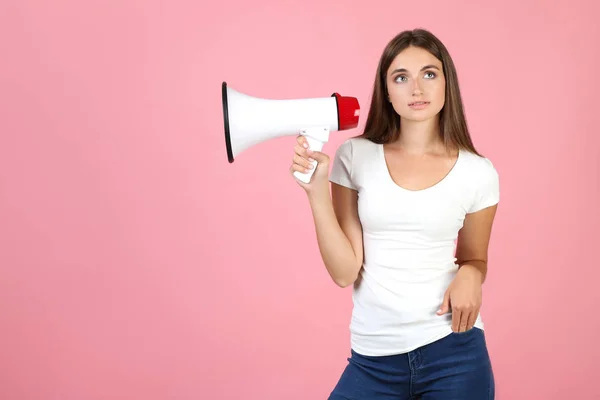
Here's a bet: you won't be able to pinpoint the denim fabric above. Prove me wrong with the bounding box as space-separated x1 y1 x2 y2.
328 327 494 399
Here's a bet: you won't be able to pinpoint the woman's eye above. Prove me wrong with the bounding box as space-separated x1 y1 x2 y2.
424 72 436 79
395 75 407 83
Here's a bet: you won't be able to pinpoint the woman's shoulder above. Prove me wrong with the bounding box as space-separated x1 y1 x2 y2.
330 136 379 177
460 149 497 169
458 149 500 210
458 149 500 184
335 135 378 154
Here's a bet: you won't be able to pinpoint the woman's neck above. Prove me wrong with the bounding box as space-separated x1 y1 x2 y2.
390 117 445 155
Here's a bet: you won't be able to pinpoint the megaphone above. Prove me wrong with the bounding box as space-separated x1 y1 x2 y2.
221 82 360 183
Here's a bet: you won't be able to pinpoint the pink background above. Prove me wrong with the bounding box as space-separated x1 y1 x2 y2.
1 0 599 399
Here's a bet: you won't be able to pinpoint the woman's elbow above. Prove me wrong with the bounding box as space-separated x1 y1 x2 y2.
333 272 359 288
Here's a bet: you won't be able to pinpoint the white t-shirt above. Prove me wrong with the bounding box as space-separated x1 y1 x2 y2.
328 136 500 356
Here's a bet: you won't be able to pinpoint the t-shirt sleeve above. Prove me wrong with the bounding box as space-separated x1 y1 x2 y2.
329 139 357 190
468 158 500 213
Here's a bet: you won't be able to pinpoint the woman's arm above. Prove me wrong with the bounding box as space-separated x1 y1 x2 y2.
455 204 498 283
307 182 363 288
437 204 498 332
290 135 363 288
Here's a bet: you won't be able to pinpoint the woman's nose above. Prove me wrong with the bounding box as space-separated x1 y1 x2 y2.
412 80 423 95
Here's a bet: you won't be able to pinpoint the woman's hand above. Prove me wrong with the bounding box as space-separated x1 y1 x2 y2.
289 134 330 195
436 265 483 332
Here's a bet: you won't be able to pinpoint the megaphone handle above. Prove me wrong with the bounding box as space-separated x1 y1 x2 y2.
293 135 324 184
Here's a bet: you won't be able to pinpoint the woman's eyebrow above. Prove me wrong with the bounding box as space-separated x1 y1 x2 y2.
390 65 441 74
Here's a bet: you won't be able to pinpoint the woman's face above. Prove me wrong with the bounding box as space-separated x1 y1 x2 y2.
385 46 446 122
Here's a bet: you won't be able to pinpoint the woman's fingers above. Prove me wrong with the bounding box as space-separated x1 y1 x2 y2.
292 153 314 173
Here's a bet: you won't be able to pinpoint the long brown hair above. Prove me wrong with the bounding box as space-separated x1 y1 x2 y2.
359 28 480 156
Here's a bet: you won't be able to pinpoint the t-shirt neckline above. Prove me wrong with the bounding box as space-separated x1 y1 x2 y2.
379 144 462 193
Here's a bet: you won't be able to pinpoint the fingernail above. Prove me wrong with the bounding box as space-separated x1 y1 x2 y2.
308 158 315 162
303 143 308 148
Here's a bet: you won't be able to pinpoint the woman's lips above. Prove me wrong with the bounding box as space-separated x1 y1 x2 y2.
408 101 430 110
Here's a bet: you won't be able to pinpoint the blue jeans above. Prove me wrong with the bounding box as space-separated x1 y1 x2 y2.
328 327 495 399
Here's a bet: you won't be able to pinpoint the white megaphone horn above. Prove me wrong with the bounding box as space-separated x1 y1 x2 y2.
221 81 360 183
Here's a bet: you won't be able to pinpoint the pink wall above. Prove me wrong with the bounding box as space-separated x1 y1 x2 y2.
1 0 599 399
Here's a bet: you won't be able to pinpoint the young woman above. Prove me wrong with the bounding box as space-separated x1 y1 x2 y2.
290 28 499 399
